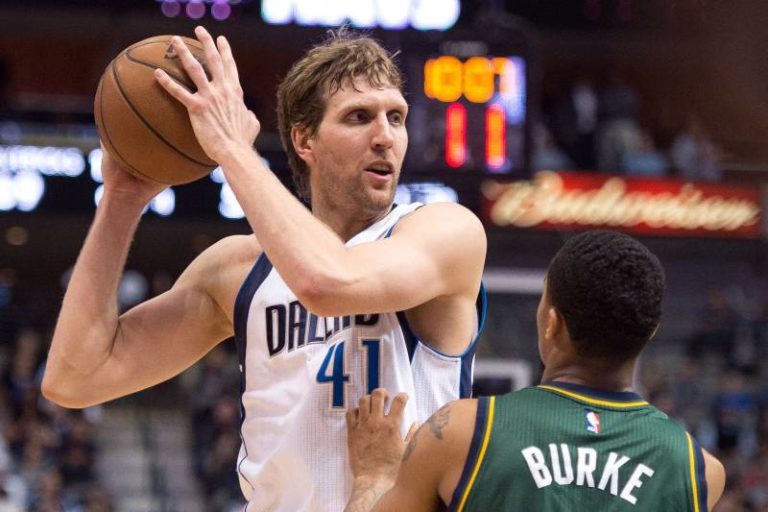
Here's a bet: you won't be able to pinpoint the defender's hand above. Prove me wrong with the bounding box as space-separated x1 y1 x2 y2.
154 26 260 164
346 389 416 485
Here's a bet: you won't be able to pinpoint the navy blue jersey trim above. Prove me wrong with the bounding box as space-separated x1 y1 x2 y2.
233 252 273 373
692 436 709 512
460 284 486 397
447 397 489 512
232 251 272 494
539 381 645 404
396 311 419 362
383 202 422 238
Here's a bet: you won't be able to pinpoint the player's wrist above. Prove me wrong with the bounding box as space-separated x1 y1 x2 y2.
210 140 258 168
99 188 155 214
352 472 397 490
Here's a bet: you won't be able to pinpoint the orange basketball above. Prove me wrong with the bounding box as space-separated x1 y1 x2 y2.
94 35 217 186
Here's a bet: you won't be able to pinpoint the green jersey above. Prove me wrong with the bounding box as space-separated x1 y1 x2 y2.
449 382 708 511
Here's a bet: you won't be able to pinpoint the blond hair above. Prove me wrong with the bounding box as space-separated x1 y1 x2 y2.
276 28 403 200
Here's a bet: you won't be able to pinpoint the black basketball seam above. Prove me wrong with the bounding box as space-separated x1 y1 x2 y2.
124 39 209 87
124 52 196 91
111 57 215 168
97 65 162 184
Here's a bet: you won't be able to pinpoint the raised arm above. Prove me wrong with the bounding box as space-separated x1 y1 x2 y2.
42 152 256 408
155 28 486 318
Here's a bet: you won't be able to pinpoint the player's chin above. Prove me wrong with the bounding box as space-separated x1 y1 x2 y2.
368 184 397 208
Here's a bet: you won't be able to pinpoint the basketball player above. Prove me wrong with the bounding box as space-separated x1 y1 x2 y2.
42 27 486 512
345 231 726 511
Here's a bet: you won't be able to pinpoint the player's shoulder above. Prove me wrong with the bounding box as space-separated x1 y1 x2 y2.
203 233 261 259
183 234 262 290
429 398 480 445
394 202 486 241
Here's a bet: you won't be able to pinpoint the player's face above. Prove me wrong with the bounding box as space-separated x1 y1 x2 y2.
308 77 408 215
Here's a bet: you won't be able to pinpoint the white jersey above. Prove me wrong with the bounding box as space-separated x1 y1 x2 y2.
233 203 486 512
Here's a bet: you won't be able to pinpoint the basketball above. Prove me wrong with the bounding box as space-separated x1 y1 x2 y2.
94 35 217 186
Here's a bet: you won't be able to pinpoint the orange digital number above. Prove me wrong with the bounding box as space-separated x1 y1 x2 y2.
424 56 463 103
464 57 495 103
425 56 505 103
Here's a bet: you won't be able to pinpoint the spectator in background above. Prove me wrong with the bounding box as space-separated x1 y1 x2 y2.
550 74 598 168
621 128 670 177
711 371 757 456
671 114 722 182
687 286 740 363
531 123 573 171
741 445 768 510
596 68 641 172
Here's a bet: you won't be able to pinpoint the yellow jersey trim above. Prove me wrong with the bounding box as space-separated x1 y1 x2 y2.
457 396 496 512
686 433 700 512
538 385 649 408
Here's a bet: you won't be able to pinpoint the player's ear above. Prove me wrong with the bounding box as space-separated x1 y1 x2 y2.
544 306 562 340
291 125 315 165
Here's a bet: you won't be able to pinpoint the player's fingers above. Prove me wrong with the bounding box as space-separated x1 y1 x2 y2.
358 394 371 422
405 422 420 443
194 26 225 82
388 392 409 419
154 69 196 106
345 408 358 431
171 36 211 92
216 35 242 88
370 388 387 418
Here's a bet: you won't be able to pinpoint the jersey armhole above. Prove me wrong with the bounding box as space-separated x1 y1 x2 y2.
447 396 495 512
686 432 709 512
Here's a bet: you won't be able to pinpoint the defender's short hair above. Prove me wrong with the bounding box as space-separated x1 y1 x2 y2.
547 230 665 361
276 28 403 201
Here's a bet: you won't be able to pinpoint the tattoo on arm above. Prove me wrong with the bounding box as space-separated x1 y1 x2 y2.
345 481 386 512
401 405 450 464
402 434 417 462
427 406 450 440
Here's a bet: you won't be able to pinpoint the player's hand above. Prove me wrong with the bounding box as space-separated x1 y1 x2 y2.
154 26 260 164
99 145 166 206
346 389 416 486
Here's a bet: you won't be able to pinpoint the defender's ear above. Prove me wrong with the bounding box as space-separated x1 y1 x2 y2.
544 306 563 340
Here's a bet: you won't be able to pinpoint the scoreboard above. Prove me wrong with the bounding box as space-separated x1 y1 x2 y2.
404 37 529 176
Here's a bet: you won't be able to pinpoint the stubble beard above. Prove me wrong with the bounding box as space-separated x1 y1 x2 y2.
320 170 398 219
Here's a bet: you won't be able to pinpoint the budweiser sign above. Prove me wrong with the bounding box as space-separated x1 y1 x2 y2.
482 171 762 238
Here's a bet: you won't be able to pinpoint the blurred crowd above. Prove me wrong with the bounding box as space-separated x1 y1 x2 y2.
643 286 768 511
535 71 722 181
182 344 244 511
2 290 768 509
0 328 114 512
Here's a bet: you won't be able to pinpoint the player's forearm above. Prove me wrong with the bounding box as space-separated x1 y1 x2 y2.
345 477 394 512
43 194 145 404
217 144 356 311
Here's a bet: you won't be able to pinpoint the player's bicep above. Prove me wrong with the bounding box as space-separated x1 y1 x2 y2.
86 280 228 402
324 204 485 314
88 237 252 402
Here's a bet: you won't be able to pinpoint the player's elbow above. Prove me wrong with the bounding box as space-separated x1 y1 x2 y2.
41 369 99 409
294 271 354 317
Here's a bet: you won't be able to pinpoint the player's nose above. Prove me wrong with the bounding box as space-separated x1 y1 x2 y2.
370 113 395 149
